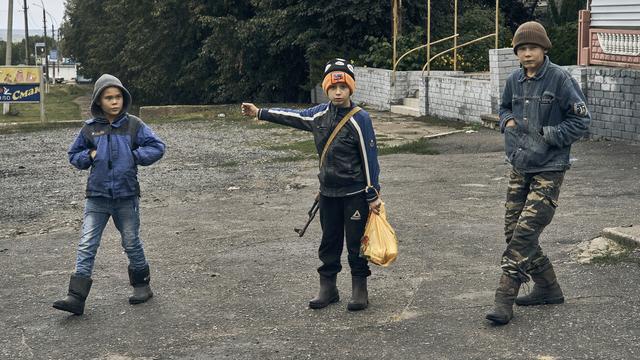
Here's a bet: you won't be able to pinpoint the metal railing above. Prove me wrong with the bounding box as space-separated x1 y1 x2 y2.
392 0 500 84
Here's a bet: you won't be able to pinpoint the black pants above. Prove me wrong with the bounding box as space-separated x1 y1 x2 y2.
318 193 371 278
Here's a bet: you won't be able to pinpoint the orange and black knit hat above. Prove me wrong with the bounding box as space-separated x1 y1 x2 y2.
512 21 552 54
322 58 356 94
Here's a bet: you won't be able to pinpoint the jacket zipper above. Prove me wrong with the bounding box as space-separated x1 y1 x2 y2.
107 133 112 170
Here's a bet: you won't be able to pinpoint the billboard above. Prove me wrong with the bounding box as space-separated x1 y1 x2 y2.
0 66 42 103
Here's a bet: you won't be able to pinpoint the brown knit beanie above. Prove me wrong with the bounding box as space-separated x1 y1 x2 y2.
512 21 552 54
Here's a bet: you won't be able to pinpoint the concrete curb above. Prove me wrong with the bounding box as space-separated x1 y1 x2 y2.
0 120 84 134
422 130 466 139
602 226 640 247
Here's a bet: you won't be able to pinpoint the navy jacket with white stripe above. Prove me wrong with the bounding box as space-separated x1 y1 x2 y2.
258 102 380 202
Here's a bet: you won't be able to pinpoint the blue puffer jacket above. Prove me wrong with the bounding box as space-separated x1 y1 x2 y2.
68 74 165 198
499 57 591 173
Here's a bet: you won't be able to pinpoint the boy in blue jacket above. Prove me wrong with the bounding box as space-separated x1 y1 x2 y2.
241 59 382 311
53 74 165 315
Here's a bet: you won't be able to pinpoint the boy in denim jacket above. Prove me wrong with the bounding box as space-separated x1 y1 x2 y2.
486 22 591 325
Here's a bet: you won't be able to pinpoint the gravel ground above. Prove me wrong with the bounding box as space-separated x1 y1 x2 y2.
1 115 639 360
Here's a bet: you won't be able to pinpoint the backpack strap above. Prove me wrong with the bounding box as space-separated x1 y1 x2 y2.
319 106 361 169
127 114 143 150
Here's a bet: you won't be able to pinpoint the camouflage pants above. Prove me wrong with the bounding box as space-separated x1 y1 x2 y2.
501 169 565 282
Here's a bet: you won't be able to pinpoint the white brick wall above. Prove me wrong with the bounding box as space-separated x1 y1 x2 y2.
489 48 519 112
585 67 640 142
426 76 492 123
351 67 394 110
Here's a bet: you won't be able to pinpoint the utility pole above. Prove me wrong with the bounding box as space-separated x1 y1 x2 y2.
4 0 14 114
58 27 61 80
23 0 29 65
51 24 55 80
42 6 49 90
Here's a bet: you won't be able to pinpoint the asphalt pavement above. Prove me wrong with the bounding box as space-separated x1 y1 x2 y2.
1 114 639 360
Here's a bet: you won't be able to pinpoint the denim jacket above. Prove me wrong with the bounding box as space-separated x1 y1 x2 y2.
499 57 591 173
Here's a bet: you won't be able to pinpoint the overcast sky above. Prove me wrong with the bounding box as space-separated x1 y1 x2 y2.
0 0 66 31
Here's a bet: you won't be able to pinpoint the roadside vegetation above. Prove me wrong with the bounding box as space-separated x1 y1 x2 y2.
0 96 445 159
0 84 89 123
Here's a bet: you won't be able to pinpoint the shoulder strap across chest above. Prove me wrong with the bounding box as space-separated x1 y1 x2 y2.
319 106 361 169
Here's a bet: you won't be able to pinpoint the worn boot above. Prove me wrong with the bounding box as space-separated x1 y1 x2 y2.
347 276 368 311
52 275 93 315
486 274 521 325
128 265 153 305
309 275 339 309
516 264 564 306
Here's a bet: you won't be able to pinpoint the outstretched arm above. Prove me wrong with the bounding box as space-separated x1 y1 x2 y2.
241 102 318 132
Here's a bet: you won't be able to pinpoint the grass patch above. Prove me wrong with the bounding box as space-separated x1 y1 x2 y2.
269 139 317 154
266 139 317 162
0 120 83 134
243 120 285 130
218 160 239 167
0 84 90 123
272 154 315 162
379 138 439 155
414 114 484 132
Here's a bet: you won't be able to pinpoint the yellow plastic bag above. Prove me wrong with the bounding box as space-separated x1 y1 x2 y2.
360 202 398 267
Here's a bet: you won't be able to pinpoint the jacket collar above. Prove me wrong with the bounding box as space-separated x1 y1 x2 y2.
518 55 550 82
329 101 355 115
88 112 128 127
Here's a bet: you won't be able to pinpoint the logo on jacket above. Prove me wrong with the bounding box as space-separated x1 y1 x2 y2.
350 210 361 221
572 102 588 117
91 130 105 136
369 139 375 148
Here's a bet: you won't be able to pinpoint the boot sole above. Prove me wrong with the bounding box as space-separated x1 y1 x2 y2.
515 297 564 306
308 294 339 309
52 303 83 315
485 314 510 325
129 292 153 305
347 301 368 311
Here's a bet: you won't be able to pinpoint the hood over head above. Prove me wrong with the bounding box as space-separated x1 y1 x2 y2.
90 74 132 118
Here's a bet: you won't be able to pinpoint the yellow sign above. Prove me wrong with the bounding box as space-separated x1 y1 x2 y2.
0 66 41 85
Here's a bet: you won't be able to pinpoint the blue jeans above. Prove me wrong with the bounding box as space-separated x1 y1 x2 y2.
74 196 148 277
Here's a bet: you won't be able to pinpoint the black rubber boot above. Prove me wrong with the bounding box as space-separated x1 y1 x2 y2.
309 275 339 309
128 265 153 305
516 264 564 306
486 274 521 325
347 276 368 311
52 275 93 315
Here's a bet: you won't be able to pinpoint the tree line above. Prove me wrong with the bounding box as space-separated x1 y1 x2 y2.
57 0 581 106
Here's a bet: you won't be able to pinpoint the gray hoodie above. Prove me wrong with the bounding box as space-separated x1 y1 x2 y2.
90 74 132 119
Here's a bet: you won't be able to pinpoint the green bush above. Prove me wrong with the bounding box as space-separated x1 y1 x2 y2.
356 6 512 72
546 22 578 66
